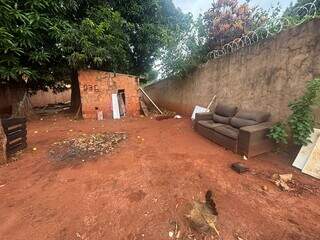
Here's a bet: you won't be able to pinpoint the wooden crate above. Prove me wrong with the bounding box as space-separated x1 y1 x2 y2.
0 117 27 165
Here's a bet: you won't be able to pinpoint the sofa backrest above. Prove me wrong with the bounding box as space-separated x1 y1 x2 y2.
230 110 271 128
213 103 238 124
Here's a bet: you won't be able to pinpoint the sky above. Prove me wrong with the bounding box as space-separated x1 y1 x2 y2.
173 0 297 17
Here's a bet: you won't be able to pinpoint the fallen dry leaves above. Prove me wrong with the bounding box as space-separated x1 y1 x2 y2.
49 132 127 161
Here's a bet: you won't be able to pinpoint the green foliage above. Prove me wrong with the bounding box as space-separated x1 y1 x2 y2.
0 1 57 86
159 15 209 79
115 0 190 75
204 0 269 50
0 0 187 89
268 122 288 144
159 0 280 80
51 5 130 72
288 78 320 146
268 78 320 146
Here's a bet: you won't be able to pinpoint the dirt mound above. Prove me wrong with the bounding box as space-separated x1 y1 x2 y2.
49 132 127 161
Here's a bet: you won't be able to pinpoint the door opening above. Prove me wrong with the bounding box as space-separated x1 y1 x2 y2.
117 89 126 117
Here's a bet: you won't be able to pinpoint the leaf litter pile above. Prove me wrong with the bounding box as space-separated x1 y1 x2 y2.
167 190 222 240
49 132 127 162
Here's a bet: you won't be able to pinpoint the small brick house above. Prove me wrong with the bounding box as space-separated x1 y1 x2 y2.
78 70 140 119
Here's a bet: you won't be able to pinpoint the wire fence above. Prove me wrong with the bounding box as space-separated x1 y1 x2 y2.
208 0 319 60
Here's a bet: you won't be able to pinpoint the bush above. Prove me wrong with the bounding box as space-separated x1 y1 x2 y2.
268 122 288 144
268 78 320 146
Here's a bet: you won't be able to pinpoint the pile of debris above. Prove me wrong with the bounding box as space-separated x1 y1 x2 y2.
49 132 127 161
166 191 221 240
271 173 320 195
272 173 294 191
139 87 182 120
34 102 71 116
186 191 221 239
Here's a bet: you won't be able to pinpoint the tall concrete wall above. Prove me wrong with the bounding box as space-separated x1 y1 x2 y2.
145 19 320 121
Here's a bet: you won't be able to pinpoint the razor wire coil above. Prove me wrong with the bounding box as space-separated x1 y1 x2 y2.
208 0 319 59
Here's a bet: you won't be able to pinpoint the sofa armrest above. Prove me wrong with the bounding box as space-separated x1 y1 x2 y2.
195 112 213 123
238 122 274 158
240 122 273 133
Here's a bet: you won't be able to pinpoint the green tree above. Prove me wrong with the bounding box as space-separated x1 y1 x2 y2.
107 0 189 75
204 0 268 50
0 0 188 111
0 0 73 89
50 4 131 110
53 0 188 110
159 14 209 79
268 78 320 146
159 0 274 80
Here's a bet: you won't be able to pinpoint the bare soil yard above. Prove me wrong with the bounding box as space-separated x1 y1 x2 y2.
0 114 320 240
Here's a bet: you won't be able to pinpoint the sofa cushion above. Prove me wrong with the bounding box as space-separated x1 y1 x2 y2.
198 120 223 130
214 103 238 117
214 125 239 140
230 117 258 129
235 110 270 123
213 114 230 124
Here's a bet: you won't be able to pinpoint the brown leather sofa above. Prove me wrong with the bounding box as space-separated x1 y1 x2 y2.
195 103 274 157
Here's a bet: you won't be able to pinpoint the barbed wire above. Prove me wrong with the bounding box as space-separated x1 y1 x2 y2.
208 0 319 60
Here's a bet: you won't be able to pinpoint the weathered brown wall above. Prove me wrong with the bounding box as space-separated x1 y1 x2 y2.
30 89 71 107
0 87 25 117
145 19 320 121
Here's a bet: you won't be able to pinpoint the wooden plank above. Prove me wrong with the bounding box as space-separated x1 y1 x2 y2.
7 136 27 148
4 123 26 135
1 117 27 160
191 106 210 120
8 123 24 130
293 129 320 169
1 117 26 127
7 143 27 155
139 87 163 115
112 94 120 119
6 130 27 141
302 136 320 179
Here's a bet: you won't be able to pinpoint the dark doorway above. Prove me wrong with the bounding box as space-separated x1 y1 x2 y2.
117 89 126 116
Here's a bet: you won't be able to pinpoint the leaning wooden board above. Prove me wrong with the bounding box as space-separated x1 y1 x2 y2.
292 129 320 170
112 94 120 119
191 106 209 120
302 135 320 179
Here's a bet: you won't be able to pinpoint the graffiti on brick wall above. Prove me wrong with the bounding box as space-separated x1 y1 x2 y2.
96 72 117 91
82 84 99 92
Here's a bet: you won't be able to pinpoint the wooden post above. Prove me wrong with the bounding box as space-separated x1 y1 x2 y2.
139 87 163 115
206 95 217 110
0 122 7 165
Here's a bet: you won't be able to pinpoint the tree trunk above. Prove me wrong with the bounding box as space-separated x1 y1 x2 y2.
11 85 34 119
12 91 35 118
71 70 81 113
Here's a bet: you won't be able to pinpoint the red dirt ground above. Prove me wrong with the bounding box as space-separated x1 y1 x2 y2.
0 115 320 240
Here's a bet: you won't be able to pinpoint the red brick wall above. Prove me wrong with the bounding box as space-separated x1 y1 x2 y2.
78 70 140 119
